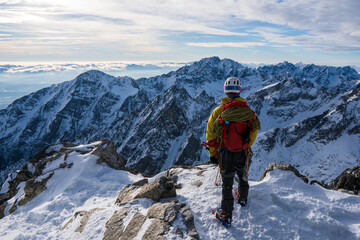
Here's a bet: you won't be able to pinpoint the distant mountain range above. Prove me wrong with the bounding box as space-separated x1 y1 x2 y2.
0 57 359 184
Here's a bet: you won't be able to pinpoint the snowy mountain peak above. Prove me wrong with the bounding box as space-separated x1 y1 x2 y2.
196 56 221 65
258 61 298 76
73 70 117 88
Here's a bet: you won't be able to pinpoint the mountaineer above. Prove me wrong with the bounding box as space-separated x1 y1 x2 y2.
205 76 260 227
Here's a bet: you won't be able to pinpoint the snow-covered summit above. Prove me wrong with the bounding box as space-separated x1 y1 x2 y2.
0 141 360 239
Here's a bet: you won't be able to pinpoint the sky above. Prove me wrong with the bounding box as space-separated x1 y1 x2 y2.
0 0 359 66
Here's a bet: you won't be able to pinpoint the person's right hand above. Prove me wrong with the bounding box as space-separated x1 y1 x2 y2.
210 156 218 164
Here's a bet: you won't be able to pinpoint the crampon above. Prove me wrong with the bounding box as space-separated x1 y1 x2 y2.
212 208 231 228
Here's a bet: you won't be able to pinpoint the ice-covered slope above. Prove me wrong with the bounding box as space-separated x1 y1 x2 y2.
0 141 359 239
1 57 360 184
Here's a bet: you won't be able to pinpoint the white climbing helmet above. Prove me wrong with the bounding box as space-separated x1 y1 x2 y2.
224 77 242 96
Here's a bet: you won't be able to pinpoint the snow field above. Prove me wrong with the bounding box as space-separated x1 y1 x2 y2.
0 148 143 239
1 149 360 239
176 165 360 240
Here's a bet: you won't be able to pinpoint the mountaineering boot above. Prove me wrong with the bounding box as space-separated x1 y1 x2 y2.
234 189 248 206
233 188 247 206
238 199 247 207
212 208 232 228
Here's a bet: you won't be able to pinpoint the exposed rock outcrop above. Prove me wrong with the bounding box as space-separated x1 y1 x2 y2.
115 176 177 205
134 176 176 201
0 140 124 219
259 163 309 184
61 208 105 233
93 140 126 170
147 201 182 223
325 165 360 195
105 200 199 240
121 212 147 239
108 174 198 239
103 208 129 240
142 218 170 240
0 202 6 219
180 205 199 239
115 179 149 205
260 163 360 196
18 172 54 206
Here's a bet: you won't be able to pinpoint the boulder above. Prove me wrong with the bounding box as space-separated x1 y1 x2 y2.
142 218 170 240
104 198 199 240
9 199 18 214
18 172 54 206
180 205 199 240
259 163 309 184
0 202 6 219
147 201 181 223
115 179 148 205
191 180 203 187
134 176 176 201
61 208 104 232
121 212 146 239
103 208 129 240
93 140 126 170
326 166 360 194
74 208 104 233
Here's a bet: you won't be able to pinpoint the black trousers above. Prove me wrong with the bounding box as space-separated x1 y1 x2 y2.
220 149 249 217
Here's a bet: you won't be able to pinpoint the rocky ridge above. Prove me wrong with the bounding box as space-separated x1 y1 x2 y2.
0 140 125 218
0 140 200 239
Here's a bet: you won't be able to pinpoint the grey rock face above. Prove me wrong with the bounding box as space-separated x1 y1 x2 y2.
61 208 105 232
174 133 202 166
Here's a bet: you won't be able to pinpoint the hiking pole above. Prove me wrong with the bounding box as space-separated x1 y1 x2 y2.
215 153 222 187
200 141 222 186
215 148 225 187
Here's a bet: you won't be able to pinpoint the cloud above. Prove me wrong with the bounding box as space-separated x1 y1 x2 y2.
231 0 360 52
0 62 186 74
0 0 247 57
186 42 266 48
0 0 359 61
250 26 360 52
